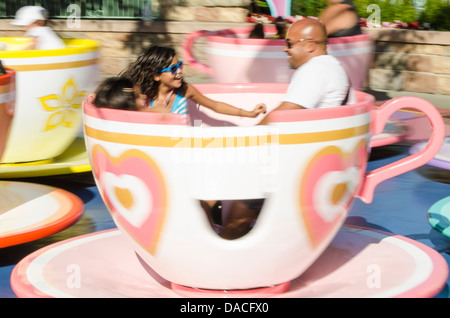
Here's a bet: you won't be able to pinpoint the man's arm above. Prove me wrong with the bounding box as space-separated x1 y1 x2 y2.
258 101 305 125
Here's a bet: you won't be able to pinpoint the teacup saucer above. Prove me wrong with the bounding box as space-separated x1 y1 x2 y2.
10 225 448 298
0 137 90 178
0 181 84 248
428 196 450 238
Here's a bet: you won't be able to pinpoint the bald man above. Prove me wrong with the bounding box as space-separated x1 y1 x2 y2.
260 18 355 124
221 19 354 237
218 19 357 240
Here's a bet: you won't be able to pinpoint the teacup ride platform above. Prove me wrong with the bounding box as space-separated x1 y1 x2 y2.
0 135 90 179
0 180 84 249
410 137 450 171
371 99 450 149
372 105 450 244
407 105 450 171
0 142 88 247
7 82 450 298
9 224 448 298
412 138 450 240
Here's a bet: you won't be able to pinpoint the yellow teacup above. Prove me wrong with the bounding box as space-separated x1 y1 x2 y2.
0 38 100 164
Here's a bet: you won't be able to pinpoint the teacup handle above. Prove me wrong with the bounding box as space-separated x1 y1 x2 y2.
182 30 215 76
357 96 445 203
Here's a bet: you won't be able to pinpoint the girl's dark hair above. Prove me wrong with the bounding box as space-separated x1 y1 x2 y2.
275 16 287 38
249 23 265 39
119 45 187 101
93 77 137 111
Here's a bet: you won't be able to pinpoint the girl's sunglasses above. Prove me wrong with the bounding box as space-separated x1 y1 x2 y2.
157 61 183 75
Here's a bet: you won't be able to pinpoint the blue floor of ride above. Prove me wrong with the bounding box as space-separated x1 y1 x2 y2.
1 144 450 298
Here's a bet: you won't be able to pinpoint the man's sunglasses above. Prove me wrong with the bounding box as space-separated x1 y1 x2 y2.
158 61 183 75
285 39 326 49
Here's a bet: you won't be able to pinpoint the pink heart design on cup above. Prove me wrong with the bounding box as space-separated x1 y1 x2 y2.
91 145 167 255
299 139 366 248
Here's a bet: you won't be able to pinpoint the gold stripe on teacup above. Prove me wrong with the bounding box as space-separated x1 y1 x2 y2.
278 125 369 144
85 124 369 148
84 126 275 148
5 58 98 72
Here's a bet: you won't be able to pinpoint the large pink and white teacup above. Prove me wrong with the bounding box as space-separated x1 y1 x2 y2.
83 83 444 291
0 38 100 164
182 26 373 89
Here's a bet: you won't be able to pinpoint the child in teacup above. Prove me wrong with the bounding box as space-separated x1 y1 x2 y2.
119 45 266 117
89 75 225 234
91 77 146 111
119 46 267 235
10 6 65 50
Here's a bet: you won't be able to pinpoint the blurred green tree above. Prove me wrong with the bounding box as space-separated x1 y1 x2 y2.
353 0 417 23
291 0 327 17
418 0 450 31
253 0 450 30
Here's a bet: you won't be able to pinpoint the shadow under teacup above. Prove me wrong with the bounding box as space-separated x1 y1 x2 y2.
0 38 100 164
83 83 444 291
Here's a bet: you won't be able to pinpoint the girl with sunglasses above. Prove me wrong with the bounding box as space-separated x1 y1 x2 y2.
120 45 266 117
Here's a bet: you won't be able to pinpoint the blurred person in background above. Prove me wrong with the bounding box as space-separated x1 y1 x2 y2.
319 0 362 37
11 6 65 50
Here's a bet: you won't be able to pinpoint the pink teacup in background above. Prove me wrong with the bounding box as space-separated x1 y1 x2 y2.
182 27 373 90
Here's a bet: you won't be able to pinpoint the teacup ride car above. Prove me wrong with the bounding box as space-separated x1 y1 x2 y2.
9 83 448 298
0 70 84 248
0 37 100 178
182 26 373 90
0 38 99 247
428 195 450 239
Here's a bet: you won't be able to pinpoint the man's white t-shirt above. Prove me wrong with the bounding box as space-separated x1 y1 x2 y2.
25 26 65 50
284 55 356 108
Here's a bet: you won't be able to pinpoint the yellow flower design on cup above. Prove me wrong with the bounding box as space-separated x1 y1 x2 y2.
39 78 86 131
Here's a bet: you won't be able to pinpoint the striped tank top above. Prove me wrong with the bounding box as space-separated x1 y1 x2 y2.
148 90 188 114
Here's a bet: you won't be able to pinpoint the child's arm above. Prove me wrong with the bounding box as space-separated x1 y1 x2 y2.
186 84 266 118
